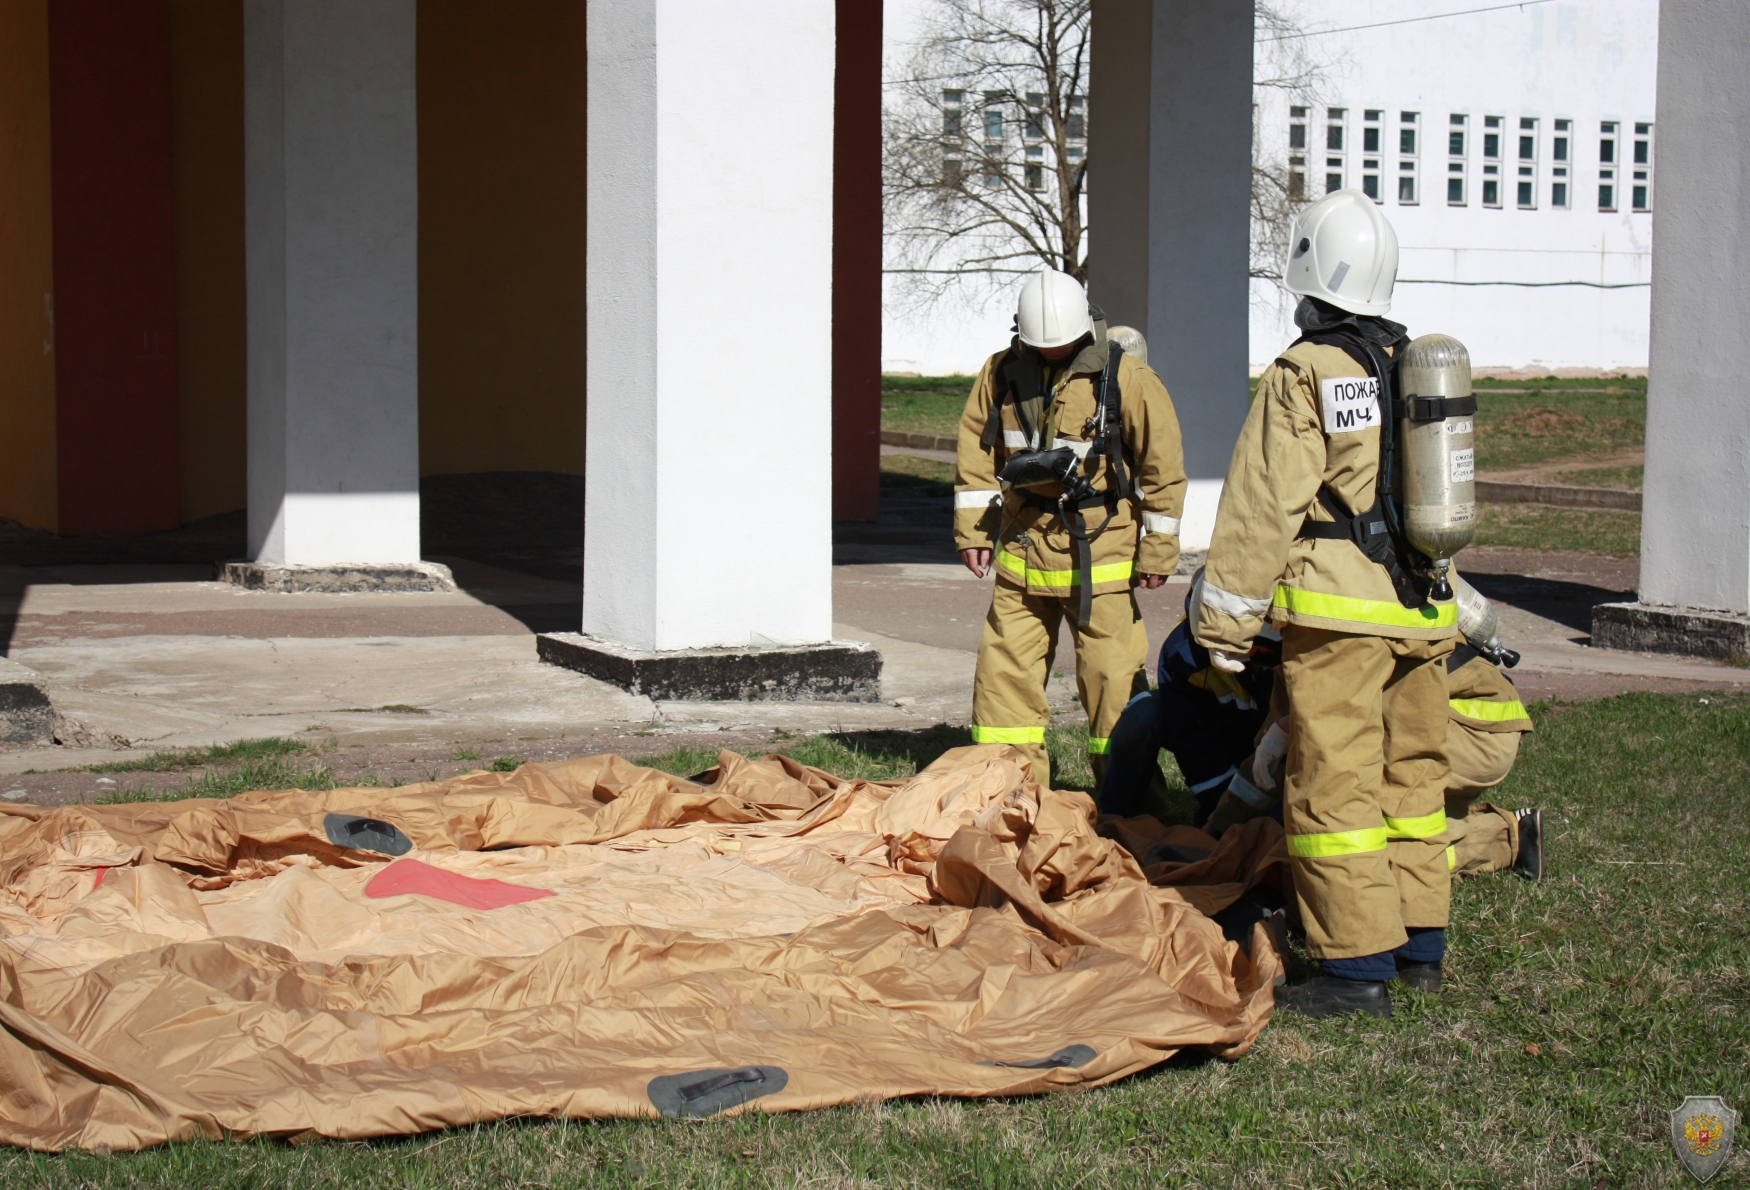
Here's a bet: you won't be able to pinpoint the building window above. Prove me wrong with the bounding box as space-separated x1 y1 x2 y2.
1025 165 1044 191
1289 105 1306 150
1517 118 1537 208
1553 118 1569 162
1065 96 1085 141
942 91 963 137
1482 171 1499 207
1363 109 1381 153
943 158 962 187
1483 114 1501 161
1327 108 1345 150
1326 158 1344 195
1599 121 1617 210
1289 153 1305 199
983 92 1005 142
1633 122 1653 210
1447 115 1467 205
1023 93 1045 141
1397 112 1417 203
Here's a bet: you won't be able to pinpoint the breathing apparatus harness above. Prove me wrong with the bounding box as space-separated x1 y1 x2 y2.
982 335 1137 630
1288 298 1471 609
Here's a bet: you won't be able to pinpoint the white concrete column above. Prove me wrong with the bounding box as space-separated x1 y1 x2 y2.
584 1 835 651
1089 0 1255 547
1640 0 1750 615
245 0 420 566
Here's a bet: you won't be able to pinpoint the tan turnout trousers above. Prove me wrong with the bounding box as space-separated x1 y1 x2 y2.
1444 726 1521 875
1281 626 1454 959
972 583 1150 789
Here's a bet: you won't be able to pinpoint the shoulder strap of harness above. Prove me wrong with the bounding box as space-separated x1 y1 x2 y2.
1291 323 1435 609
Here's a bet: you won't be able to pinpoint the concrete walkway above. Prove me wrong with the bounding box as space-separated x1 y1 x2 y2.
1 486 1744 780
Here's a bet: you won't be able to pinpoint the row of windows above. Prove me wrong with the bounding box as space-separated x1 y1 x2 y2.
941 90 1085 142
942 89 1084 191
1288 107 1652 213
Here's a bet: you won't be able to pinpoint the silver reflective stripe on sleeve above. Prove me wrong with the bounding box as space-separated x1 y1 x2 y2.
1227 771 1279 809
1189 765 1237 795
1200 580 1272 618
954 489 1001 510
1141 512 1181 535
1002 430 1033 449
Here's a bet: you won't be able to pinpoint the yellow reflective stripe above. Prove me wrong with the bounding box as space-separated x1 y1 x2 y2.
970 724 1045 745
1384 809 1447 839
997 548 1135 588
1449 697 1529 722
1272 585 1458 630
1446 845 1457 872
1086 736 1110 755
1286 827 1389 858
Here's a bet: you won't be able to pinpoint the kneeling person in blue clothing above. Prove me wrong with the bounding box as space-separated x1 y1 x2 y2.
1096 572 1281 827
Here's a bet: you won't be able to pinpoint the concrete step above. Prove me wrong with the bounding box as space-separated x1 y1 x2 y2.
1476 480 1641 512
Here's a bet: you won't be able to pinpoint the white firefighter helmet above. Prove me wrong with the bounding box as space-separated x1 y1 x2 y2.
1285 188 1399 316
1015 268 1094 349
1107 325 1149 365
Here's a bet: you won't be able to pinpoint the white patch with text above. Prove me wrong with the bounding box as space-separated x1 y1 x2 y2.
1449 447 1475 483
1320 376 1380 435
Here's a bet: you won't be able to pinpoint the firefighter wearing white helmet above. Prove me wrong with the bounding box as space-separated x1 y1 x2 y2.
1190 189 1459 1019
953 268 1187 788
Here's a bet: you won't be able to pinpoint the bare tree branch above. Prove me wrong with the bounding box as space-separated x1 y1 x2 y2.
883 0 1336 314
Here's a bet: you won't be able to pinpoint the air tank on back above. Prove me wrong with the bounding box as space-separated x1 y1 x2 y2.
1396 333 1479 597
1451 571 1520 668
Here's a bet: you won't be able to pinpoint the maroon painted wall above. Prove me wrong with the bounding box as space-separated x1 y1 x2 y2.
47 0 179 535
831 0 883 523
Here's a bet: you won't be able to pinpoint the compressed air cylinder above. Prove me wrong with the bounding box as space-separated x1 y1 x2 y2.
1451 572 1500 651
1396 333 1479 564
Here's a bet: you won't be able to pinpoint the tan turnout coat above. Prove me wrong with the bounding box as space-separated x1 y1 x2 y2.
954 338 1187 597
1194 340 1457 652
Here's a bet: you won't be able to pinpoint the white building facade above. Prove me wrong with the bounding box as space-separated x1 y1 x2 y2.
883 0 1661 377
1250 0 1659 372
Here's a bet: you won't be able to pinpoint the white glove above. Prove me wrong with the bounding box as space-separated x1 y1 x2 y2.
1252 720 1290 792
1208 649 1246 674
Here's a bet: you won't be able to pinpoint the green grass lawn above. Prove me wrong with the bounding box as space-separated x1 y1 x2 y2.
881 374 975 441
1475 504 1643 557
9 690 1749 1187
1471 380 1646 475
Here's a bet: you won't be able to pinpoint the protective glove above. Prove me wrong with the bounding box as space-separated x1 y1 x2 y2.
1208 649 1246 674
1252 719 1291 792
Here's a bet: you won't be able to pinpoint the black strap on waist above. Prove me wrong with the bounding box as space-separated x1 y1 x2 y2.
1395 393 1477 421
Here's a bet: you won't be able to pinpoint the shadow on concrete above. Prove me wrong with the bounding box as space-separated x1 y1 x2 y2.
834 489 955 566
1462 569 1636 638
0 473 592 651
419 472 582 634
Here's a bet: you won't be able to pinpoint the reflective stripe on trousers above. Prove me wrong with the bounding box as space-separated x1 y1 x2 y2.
1087 735 1110 755
1449 696 1529 722
998 548 1135 589
1288 810 1446 858
1272 585 1458 631
970 724 1045 745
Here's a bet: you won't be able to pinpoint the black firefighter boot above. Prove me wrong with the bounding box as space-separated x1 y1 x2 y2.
1276 975 1393 1019
1512 807 1545 882
1395 962 1443 993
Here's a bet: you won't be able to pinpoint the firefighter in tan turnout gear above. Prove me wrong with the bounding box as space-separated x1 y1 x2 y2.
955 270 1187 788
1192 189 1470 1019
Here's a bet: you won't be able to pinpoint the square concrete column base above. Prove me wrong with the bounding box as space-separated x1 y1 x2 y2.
1592 602 1750 662
0 657 55 746
220 561 457 593
537 632 883 702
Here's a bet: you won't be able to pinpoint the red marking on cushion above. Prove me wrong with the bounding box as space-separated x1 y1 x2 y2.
364 858 554 910
92 867 108 889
